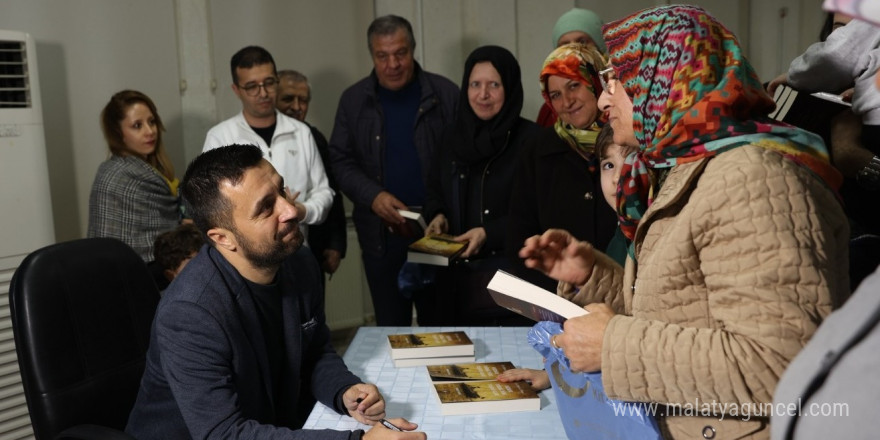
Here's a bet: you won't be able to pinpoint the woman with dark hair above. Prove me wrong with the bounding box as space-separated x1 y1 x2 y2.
520 5 850 438
88 90 184 263
506 43 618 292
422 45 539 325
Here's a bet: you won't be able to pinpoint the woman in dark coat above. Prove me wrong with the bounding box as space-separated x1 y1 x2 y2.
422 45 540 325
506 44 618 292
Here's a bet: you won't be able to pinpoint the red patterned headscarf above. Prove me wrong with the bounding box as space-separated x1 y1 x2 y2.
603 5 842 241
539 44 606 156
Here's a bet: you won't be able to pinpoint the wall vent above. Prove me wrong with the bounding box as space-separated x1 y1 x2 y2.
0 41 29 108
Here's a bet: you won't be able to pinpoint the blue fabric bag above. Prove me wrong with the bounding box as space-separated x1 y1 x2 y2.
529 321 661 440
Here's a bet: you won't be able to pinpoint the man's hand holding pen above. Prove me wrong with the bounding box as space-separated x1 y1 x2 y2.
344 384 385 423
345 384 427 438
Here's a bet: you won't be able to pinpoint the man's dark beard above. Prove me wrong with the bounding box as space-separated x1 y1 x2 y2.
236 226 304 269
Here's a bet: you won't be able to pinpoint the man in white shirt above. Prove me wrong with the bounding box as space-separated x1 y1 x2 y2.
204 46 333 240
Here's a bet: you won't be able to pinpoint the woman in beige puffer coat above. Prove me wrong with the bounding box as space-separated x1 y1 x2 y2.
521 5 851 440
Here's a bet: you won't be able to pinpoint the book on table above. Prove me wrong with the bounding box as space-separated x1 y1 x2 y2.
426 361 515 381
487 270 588 323
384 208 427 238
431 380 540 415
770 84 851 143
407 233 467 266
387 331 475 367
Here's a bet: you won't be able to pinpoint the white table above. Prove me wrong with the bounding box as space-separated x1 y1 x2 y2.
303 326 568 439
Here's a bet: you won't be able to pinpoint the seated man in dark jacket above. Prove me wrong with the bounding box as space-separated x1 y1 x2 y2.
125 144 423 440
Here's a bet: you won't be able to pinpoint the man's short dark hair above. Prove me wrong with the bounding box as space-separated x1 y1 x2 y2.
230 46 277 84
182 144 265 240
154 223 204 272
367 15 416 54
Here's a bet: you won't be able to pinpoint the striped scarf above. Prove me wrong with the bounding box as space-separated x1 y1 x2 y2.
603 5 843 241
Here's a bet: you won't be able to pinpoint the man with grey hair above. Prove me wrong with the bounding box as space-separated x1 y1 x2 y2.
329 15 458 326
277 70 347 278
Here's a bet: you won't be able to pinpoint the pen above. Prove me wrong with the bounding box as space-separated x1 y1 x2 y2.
380 418 403 432
355 398 403 432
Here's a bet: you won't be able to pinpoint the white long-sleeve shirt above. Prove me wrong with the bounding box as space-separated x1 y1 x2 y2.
203 110 334 226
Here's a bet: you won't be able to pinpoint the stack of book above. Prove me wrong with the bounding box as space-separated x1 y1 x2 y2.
427 361 540 415
387 331 475 367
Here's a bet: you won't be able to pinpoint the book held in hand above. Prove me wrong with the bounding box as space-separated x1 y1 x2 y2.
427 361 515 381
407 233 467 266
487 270 587 323
384 208 427 238
432 380 540 415
387 331 475 367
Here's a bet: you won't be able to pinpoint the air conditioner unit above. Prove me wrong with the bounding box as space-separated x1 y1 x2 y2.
0 29 53 440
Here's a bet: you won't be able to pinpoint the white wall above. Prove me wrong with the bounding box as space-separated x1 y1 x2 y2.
0 0 825 245
0 0 184 243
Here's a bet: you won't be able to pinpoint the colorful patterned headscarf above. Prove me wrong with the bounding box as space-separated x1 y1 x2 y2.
540 43 606 156
603 5 843 241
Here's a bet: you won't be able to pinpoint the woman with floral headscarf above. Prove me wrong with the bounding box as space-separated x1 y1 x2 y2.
421 46 540 325
506 43 618 293
519 6 850 439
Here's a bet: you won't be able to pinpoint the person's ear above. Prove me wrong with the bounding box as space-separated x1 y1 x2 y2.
207 227 237 251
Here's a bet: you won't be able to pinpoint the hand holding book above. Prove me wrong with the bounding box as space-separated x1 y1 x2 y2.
454 226 486 258
425 213 448 236
372 191 408 227
553 303 615 373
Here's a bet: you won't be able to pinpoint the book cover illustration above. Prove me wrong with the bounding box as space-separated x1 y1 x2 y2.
408 234 466 258
434 380 538 403
388 331 473 350
427 362 515 381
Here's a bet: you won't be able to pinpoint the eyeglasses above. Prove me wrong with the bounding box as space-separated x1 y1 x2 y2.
238 77 278 97
598 67 617 94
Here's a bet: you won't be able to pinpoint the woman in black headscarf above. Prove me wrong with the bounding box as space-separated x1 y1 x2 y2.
422 45 540 326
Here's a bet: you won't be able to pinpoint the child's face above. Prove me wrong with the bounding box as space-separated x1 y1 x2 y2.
600 143 627 210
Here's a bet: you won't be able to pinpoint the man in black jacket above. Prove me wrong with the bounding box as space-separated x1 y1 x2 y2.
125 145 423 440
329 15 458 326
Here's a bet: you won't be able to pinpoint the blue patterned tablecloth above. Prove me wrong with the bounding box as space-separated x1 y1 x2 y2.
303 326 568 439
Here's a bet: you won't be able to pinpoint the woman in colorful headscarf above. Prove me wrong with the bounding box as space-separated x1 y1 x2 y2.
536 7 607 127
519 6 850 438
421 45 540 325
507 43 618 293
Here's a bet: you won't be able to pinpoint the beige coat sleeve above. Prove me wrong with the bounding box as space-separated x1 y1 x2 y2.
600 147 849 410
557 250 626 314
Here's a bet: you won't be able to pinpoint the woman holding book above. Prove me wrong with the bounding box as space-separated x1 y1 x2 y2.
422 45 540 326
88 90 186 268
506 43 618 293
520 5 850 438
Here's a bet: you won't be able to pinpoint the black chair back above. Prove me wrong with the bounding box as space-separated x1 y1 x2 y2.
9 238 159 439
